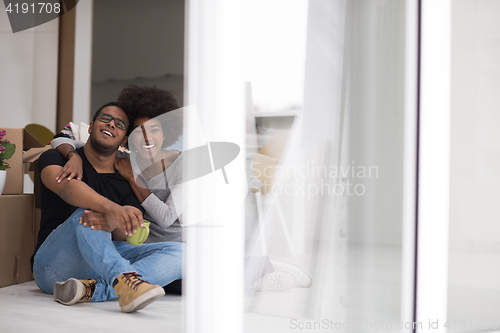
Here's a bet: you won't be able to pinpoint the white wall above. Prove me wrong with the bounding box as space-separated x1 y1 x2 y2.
89 0 184 119
0 9 58 131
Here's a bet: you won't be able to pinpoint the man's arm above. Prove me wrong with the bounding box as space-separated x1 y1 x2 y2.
41 164 143 237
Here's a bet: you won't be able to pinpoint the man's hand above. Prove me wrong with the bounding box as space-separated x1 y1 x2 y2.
80 210 121 232
105 205 144 237
56 153 83 183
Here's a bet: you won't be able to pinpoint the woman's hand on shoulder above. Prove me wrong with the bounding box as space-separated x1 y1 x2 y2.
114 157 134 180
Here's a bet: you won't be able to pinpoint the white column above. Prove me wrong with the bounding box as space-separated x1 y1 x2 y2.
184 0 245 332
73 0 93 123
417 0 451 331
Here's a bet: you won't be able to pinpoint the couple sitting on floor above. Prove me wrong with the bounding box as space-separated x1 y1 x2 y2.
32 86 184 313
33 85 312 314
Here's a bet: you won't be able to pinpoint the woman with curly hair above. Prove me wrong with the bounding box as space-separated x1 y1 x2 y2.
51 85 312 294
52 85 184 244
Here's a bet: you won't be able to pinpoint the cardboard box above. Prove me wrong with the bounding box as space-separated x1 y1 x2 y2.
0 194 35 288
2 128 49 195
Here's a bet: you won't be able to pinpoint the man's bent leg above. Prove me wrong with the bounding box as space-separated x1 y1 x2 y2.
33 208 136 302
34 209 99 294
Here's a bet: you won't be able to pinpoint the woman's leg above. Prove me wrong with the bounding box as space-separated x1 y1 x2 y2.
163 279 182 295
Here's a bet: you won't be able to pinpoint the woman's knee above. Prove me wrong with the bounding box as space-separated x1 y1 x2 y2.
168 242 184 278
154 241 184 257
170 241 185 255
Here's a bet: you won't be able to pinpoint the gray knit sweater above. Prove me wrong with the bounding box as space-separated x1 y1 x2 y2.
134 152 183 243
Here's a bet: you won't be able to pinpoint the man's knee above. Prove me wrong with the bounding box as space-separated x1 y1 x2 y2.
67 208 86 225
33 265 61 294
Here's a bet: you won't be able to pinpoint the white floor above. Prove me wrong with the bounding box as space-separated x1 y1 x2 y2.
0 281 183 333
0 244 403 333
4 239 499 332
0 281 297 333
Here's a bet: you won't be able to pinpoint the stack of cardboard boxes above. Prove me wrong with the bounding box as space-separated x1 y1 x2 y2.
0 128 50 288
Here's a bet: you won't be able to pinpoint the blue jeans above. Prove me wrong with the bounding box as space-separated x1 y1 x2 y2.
33 208 184 302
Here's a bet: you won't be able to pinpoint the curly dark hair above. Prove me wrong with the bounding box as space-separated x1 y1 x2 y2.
117 85 182 148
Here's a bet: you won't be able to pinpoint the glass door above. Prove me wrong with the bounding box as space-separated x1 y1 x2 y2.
184 0 415 332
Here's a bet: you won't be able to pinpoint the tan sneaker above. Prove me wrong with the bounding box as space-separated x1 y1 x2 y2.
113 272 165 313
54 278 96 305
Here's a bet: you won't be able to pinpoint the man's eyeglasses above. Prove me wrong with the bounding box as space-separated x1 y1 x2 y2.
96 112 129 130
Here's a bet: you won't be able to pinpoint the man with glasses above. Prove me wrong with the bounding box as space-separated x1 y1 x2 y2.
93 108 130 130
31 102 183 313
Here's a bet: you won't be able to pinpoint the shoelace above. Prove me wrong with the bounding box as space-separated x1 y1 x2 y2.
81 281 96 302
122 273 147 290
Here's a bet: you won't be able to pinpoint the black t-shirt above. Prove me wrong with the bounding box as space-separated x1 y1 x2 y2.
32 148 144 268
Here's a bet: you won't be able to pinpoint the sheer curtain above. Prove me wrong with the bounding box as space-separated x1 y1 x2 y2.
185 0 407 331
